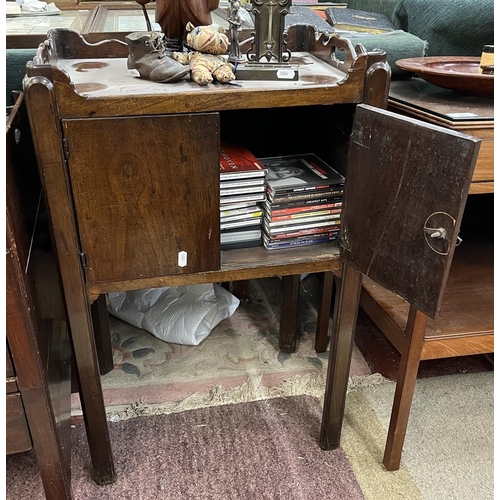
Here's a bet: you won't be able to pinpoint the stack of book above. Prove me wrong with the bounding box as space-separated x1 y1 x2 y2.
259 153 345 250
325 8 396 34
292 1 347 10
219 142 268 250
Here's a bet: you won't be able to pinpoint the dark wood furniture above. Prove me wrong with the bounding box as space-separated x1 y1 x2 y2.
362 80 494 470
7 95 73 499
24 27 391 484
320 83 492 471
388 78 494 194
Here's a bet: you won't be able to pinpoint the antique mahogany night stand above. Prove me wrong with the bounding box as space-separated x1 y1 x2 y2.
24 26 480 485
23 26 391 484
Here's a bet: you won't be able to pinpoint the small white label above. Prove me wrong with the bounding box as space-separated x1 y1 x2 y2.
178 251 187 267
446 112 478 118
277 69 295 80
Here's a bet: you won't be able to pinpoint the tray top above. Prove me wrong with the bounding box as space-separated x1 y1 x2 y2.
389 78 494 123
56 52 349 99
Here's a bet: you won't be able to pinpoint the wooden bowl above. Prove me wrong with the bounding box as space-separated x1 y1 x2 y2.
395 56 494 98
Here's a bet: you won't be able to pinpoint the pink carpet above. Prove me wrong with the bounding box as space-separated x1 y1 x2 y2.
8 396 366 500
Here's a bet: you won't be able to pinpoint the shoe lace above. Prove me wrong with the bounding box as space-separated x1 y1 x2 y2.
145 35 169 59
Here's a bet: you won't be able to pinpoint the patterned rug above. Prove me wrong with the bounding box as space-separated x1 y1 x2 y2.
72 276 372 416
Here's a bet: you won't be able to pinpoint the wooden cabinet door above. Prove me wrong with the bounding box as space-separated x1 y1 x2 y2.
342 104 481 318
62 113 220 283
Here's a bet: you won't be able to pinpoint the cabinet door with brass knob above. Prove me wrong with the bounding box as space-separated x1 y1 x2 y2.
342 104 480 318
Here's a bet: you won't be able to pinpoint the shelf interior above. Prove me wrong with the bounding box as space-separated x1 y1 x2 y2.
363 237 494 340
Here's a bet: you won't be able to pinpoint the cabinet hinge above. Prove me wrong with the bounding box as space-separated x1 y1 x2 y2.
79 252 87 270
62 138 70 159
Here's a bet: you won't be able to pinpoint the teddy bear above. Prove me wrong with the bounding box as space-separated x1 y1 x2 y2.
173 22 236 85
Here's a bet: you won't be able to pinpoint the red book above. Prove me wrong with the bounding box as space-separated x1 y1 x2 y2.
220 142 268 181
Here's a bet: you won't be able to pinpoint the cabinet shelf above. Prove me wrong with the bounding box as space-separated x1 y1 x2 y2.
221 241 340 269
86 243 341 297
26 28 372 303
361 238 494 360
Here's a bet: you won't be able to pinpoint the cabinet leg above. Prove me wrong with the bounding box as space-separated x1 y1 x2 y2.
91 294 114 375
320 265 362 450
21 386 73 499
383 306 427 470
315 272 334 353
24 73 116 485
228 280 250 301
73 307 116 485
279 275 300 353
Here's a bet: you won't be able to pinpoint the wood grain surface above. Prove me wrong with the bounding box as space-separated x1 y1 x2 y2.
361 239 494 356
63 113 220 283
341 104 480 318
7 95 73 498
6 394 32 455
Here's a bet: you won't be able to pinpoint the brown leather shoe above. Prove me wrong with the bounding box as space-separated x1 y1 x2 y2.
125 32 190 83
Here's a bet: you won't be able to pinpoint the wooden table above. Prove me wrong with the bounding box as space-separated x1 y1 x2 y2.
25 25 490 487
357 78 494 469
24 26 391 485
364 78 494 360
388 78 494 194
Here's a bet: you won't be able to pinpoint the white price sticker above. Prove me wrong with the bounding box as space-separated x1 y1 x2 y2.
277 69 295 79
178 251 187 267
446 112 479 118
